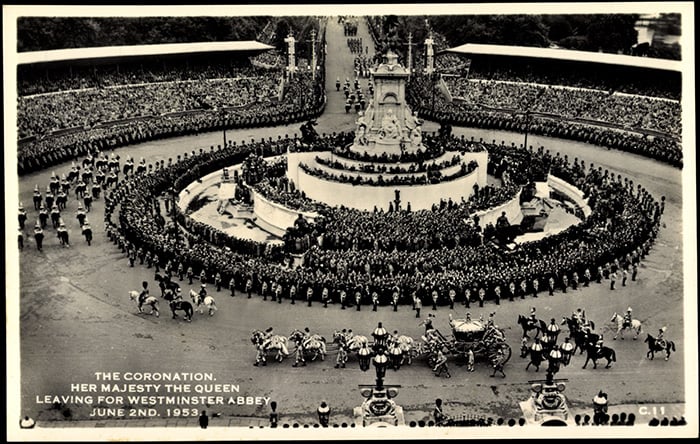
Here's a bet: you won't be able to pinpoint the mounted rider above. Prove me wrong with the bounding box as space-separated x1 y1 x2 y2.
595 335 605 355
623 307 633 329
573 308 587 330
138 281 149 312
656 327 667 348
528 307 538 330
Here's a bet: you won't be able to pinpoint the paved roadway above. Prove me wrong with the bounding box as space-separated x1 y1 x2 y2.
11 17 692 433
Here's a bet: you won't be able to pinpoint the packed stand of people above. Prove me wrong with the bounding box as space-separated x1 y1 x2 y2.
443 78 681 138
17 72 326 175
18 76 282 139
407 75 683 168
18 59 276 97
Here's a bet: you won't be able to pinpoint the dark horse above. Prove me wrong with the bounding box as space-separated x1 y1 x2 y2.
644 334 676 361
163 291 192 322
155 272 180 296
582 341 616 369
561 316 595 354
517 315 547 339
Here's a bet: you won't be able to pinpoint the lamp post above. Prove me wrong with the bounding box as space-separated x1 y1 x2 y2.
221 109 228 149
523 109 532 150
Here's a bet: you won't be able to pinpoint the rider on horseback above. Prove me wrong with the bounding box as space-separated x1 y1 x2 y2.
595 335 604 355
138 281 149 312
656 327 667 348
262 327 274 350
527 308 537 330
573 308 586 329
623 307 633 329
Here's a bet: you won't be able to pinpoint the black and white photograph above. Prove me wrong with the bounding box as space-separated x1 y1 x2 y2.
5 3 697 440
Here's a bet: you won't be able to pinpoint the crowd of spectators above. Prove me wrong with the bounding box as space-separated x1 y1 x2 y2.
443 78 681 138
17 73 326 175
407 75 683 168
18 60 275 97
18 76 282 139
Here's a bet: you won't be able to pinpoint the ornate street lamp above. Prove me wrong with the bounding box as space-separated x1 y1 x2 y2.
372 353 389 389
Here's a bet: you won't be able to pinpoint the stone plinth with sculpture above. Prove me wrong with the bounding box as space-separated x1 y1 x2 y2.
352 51 423 155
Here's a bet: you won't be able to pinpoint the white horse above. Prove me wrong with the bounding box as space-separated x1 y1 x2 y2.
129 290 159 317
610 312 642 340
190 289 218 316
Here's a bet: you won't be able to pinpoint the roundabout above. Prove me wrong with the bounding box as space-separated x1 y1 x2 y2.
7 9 695 440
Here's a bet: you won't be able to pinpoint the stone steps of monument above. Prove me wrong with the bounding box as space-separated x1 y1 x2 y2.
306 155 465 179
321 150 459 170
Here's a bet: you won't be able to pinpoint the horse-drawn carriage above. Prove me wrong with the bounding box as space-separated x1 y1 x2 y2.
420 316 512 373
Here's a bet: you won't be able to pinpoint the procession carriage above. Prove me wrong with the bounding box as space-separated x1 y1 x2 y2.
419 317 512 369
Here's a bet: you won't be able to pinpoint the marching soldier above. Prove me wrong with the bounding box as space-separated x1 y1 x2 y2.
448 287 456 309
493 285 501 305
18 227 24 250
275 281 283 303
321 286 330 308
81 219 93 246
49 205 60 229
246 277 253 299
200 269 208 286
609 270 617 290
56 189 67 210
18 203 27 230
508 281 516 302
371 291 379 311
335 77 341 91
289 283 297 305
76 205 87 227
306 286 314 307
177 262 185 281
33 222 44 252
128 247 136 267
33 185 42 210
339 288 347 309
261 280 269 301
596 266 604 284
632 263 639 281
391 286 400 311
215 272 222 292
561 274 569 293
548 276 555 296
83 192 92 212
187 265 194 284
431 288 439 310
583 268 591 287
45 187 55 210
478 287 486 307
57 221 70 247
